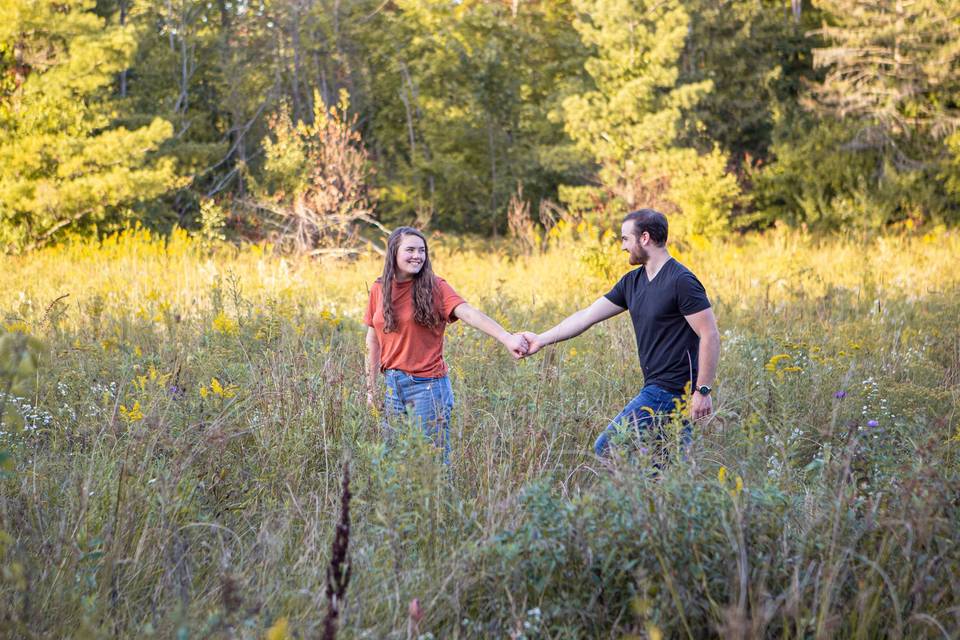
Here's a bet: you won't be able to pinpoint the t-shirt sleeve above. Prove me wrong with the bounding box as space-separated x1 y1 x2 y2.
363 282 380 327
603 274 630 309
677 272 711 316
436 278 467 322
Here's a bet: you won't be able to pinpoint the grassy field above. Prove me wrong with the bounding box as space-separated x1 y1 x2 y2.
1 223 959 638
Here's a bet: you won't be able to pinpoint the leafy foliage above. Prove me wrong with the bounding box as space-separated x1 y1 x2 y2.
2 0 960 244
252 90 381 255
0 0 179 252
561 0 741 237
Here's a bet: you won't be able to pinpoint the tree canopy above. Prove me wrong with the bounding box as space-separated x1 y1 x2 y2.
1 0 958 250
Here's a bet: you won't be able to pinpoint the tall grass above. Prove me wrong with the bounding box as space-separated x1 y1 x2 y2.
1 224 958 638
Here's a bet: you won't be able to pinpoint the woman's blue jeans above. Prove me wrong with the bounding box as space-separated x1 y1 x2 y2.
382 369 454 463
593 383 691 458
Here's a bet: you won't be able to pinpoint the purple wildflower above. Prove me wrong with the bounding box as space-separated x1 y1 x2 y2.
833 390 847 399
867 419 879 428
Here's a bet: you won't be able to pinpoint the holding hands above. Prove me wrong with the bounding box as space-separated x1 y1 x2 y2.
502 332 529 359
503 331 545 358
518 331 545 356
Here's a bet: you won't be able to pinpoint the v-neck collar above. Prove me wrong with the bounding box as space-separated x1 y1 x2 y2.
644 257 674 283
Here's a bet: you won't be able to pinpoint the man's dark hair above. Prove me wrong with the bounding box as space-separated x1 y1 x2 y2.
623 209 668 246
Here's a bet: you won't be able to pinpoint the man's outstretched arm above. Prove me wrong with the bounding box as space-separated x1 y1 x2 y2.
522 297 625 355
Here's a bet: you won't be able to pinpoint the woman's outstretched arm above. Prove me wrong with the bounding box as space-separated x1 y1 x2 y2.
451 303 527 359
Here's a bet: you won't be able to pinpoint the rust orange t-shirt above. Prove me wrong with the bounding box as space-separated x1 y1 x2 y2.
363 276 466 378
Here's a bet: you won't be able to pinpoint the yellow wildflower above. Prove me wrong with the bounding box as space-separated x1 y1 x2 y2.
764 353 791 371
212 311 239 336
265 617 289 640
3 321 29 334
210 377 237 398
119 401 144 423
717 466 727 485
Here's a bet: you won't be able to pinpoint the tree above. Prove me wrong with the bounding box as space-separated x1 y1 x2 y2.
810 0 960 155
0 0 179 252
358 0 590 232
800 0 960 224
252 90 382 255
561 0 741 236
678 0 820 161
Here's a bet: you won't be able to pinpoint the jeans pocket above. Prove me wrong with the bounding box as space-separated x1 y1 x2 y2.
422 376 454 412
410 374 437 383
650 385 679 403
439 377 454 409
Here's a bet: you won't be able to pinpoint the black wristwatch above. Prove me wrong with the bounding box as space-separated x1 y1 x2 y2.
696 385 712 396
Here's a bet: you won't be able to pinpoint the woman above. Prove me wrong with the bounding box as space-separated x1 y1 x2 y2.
364 227 527 460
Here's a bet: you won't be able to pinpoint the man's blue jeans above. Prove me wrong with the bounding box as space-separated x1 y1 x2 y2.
383 369 454 463
593 384 690 458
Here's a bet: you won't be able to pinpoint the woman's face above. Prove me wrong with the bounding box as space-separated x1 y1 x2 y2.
394 234 426 280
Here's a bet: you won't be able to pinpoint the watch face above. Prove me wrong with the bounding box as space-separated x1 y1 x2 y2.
698 385 711 395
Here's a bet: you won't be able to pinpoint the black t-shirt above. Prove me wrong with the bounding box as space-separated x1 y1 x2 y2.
604 258 711 393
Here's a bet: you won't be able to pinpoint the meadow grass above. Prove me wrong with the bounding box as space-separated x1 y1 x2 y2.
1 223 958 638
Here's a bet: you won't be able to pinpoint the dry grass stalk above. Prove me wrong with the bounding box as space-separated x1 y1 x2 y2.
322 460 352 640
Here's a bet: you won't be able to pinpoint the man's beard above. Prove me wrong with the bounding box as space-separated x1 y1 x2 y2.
628 245 649 265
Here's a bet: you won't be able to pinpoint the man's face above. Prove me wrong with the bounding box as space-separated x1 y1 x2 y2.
621 221 648 266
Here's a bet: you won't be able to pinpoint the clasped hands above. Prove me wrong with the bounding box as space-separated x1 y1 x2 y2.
501 331 545 360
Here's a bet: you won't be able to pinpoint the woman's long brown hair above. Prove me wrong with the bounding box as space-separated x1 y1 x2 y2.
380 227 443 332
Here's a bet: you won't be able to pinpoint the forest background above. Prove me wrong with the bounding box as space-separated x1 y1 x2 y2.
3 0 960 252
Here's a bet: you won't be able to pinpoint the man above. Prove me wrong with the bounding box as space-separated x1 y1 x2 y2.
521 209 720 458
